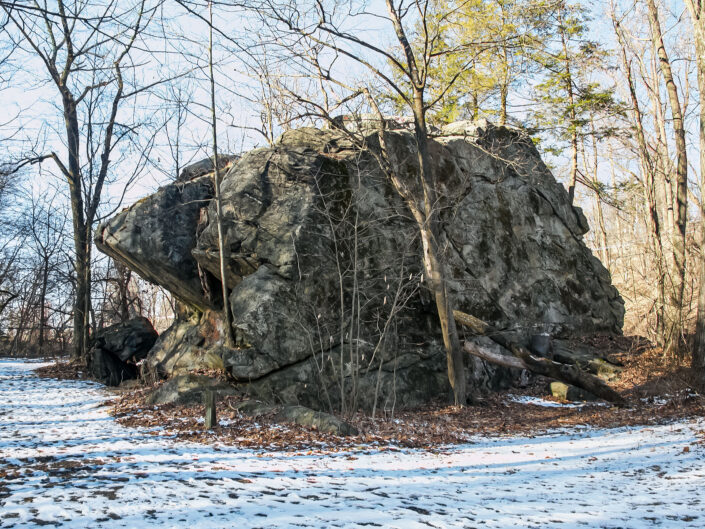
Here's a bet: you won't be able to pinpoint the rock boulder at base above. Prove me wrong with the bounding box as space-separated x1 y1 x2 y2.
90 317 158 386
550 381 598 402
230 400 358 436
145 373 238 405
96 119 624 411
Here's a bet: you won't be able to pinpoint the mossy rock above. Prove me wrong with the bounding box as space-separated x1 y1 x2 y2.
550 381 597 402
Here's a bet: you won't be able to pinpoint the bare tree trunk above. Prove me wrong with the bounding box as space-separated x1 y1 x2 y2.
37 256 49 354
410 77 464 403
499 79 508 126
71 211 89 362
62 86 94 364
380 0 466 405
646 0 688 356
498 3 509 126
116 262 132 321
209 1 235 347
63 92 90 362
593 192 609 266
411 92 467 406
650 54 675 239
686 0 705 372
588 125 610 268
559 6 578 206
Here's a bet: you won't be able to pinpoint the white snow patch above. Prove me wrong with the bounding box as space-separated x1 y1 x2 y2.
1 358 704 528
506 394 604 408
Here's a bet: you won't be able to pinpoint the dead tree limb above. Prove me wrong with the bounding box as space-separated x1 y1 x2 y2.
454 310 626 406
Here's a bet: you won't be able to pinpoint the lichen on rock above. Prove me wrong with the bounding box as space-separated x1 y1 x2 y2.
95 120 624 412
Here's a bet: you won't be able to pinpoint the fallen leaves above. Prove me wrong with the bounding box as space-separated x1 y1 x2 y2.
105 380 705 452
34 337 705 452
35 359 85 381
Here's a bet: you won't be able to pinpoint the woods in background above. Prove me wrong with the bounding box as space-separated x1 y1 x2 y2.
0 0 704 382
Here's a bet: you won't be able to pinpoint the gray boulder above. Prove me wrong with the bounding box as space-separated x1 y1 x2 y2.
90 317 158 386
95 176 215 311
146 373 238 405
177 155 238 182
96 120 624 410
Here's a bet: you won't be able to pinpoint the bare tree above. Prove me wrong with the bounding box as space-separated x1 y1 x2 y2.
208 0 235 346
27 191 68 354
1 0 160 362
608 1 696 353
686 0 705 372
244 0 481 404
645 0 688 355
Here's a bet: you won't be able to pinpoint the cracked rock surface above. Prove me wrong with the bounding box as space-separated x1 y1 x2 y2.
95 120 623 410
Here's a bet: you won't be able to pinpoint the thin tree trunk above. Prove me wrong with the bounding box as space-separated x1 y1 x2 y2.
82 234 93 362
593 192 609 266
588 126 609 268
382 0 466 405
646 0 689 355
38 256 49 354
116 262 132 321
63 93 90 363
498 3 509 126
209 1 235 347
686 0 705 372
643 43 675 239
499 80 508 125
412 91 467 406
559 7 578 205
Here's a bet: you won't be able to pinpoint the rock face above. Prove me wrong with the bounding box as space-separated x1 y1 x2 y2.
96 177 215 311
177 154 238 183
90 317 159 386
96 119 624 411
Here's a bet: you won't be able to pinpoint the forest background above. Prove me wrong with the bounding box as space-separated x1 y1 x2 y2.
1 0 703 380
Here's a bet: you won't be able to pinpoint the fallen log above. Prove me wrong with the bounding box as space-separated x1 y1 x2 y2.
454 310 626 406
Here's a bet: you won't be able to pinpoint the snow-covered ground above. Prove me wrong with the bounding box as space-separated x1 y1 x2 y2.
1 359 704 529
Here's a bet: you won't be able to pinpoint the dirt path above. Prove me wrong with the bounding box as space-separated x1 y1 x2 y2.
1 358 704 528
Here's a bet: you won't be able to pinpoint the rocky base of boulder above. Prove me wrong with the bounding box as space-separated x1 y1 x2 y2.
90 317 158 386
232 400 358 436
146 374 240 405
549 381 598 402
97 119 625 411
142 307 520 412
144 375 358 435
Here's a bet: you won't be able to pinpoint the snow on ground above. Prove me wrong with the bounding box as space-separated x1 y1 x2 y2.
1 359 704 529
506 394 590 408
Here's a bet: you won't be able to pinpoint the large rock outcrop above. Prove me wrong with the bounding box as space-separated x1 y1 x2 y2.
95 119 623 411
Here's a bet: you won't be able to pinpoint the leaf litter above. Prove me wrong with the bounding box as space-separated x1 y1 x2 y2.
3 340 704 528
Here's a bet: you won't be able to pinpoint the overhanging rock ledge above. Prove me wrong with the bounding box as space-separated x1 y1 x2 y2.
95 119 624 411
